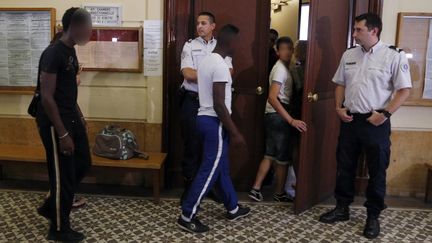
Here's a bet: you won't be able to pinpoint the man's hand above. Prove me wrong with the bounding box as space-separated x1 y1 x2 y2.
336 107 353 123
290 119 307 132
59 135 75 156
367 111 387 126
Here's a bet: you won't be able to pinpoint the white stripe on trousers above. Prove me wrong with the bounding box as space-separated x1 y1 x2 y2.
50 127 61 231
187 123 223 220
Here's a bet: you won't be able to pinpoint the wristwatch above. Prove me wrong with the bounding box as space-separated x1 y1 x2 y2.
382 110 392 118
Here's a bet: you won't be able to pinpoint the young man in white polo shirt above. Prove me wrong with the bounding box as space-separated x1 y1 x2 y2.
177 24 250 234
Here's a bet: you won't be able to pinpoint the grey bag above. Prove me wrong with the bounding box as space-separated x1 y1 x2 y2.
93 125 149 160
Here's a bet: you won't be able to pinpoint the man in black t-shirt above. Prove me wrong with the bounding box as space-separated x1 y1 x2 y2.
36 7 92 242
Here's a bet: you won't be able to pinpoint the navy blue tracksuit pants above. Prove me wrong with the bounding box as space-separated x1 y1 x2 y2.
335 112 391 217
181 115 238 220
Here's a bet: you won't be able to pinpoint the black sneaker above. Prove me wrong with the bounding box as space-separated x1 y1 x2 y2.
47 228 85 242
248 188 263 202
37 205 51 221
177 216 209 234
225 205 251 221
273 192 294 202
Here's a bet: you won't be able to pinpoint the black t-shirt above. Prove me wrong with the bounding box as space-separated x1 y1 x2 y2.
38 40 79 117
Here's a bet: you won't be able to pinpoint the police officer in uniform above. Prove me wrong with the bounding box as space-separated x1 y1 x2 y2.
179 12 233 202
319 13 412 239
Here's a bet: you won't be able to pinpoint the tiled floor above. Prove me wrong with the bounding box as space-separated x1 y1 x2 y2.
1 189 432 242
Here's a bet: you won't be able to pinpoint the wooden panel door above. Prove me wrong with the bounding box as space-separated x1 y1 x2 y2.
193 0 270 190
294 0 352 214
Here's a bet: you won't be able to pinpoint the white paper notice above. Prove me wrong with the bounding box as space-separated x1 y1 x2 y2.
423 20 432 99
144 49 162 76
144 20 162 49
0 11 51 86
143 20 162 76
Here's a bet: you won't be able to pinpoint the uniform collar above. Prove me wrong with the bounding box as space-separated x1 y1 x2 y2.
361 40 383 54
197 36 215 45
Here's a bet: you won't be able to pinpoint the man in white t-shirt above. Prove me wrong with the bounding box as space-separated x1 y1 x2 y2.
179 12 233 204
249 37 307 203
177 24 250 234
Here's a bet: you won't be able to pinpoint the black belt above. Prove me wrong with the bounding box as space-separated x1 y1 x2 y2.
347 110 384 119
180 87 198 99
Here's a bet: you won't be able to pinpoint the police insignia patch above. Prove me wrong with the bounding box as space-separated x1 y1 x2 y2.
401 63 409 72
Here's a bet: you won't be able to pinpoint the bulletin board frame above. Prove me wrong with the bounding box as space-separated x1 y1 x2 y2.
396 12 432 106
0 8 56 95
56 26 143 73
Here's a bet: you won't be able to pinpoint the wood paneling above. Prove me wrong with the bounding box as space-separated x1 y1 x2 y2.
0 117 162 152
387 130 432 197
0 117 162 186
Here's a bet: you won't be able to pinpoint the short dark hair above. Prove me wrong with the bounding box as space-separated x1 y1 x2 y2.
276 36 294 50
270 29 279 38
198 11 216 23
62 7 92 32
217 24 240 45
355 13 382 37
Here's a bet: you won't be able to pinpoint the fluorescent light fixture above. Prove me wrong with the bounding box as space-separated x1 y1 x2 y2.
406 53 413 59
112 37 118 42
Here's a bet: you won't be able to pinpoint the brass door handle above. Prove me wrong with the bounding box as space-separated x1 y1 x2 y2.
256 86 264 95
307 92 318 102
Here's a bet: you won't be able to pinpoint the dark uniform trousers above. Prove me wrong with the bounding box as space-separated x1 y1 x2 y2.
179 89 202 180
37 113 91 231
335 112 391 217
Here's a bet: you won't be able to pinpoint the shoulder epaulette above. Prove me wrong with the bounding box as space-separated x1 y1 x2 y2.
389 45 403 53
187 39 193 43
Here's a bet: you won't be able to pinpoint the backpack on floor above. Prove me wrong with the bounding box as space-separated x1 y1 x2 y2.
93 125 149 160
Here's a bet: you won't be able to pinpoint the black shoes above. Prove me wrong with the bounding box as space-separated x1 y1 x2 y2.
318 206 350 224
225 204 251 221
177 216 210 234
47 228 85 242
363 216 380 239
273 192 294 202
37 205 51 221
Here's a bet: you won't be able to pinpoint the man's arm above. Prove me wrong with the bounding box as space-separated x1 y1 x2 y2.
181 68 197 83
40 72 67 136
367 88 410 126
335 84 353 122
268 82 307 132
40 71 75 154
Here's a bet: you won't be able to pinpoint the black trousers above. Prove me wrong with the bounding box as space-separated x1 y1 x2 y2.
179 90 202 180
37 114 91 231
335 113 391 217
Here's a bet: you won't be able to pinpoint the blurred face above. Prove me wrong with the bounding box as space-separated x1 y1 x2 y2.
70 21 92 46
196 15 215 38
352 20 378 46
276 43 294 63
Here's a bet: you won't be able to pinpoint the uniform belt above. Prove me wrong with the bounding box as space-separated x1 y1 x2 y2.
348 110 384 119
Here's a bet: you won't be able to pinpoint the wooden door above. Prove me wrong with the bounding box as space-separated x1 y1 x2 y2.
163 0 271 189
294 0 352 214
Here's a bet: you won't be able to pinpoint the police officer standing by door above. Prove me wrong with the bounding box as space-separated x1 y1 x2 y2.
179 12 233 203
319 13 412 239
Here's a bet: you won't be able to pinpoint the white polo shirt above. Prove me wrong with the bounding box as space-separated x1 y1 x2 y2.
332 41 412 114
197 53 232 117
180 37 233 92
265 60 294 113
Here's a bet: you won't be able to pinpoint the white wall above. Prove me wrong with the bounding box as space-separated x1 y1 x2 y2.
381 0 432 131
0 0 163 123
